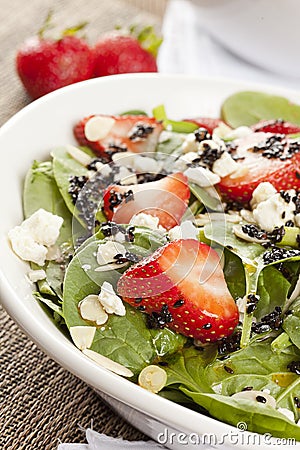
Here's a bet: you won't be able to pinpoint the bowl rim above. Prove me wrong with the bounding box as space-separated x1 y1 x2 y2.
1 73 300 449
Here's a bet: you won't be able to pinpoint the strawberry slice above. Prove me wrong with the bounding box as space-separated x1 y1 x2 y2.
74 114 163 159
218 132 300 203
252 119 300 135
117 239 238 342
183 117 223 135
103 172 190 230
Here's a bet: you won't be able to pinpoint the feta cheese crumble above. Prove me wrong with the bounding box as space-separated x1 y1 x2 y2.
184 166 221 187
168 221 199 241
98 281 126 316
130 213 166 231
252 191 295 232
28 269 47 283
8 209 63 266
212 152 239 178
250 182 277 209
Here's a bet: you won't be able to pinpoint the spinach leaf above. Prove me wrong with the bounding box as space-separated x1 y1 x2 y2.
256 266 291 320
189 183 222 212
164 346 217 393
156 132 185 155
283 298 300 350
23 160 75 299
180 390 300 440
52 146 89 226
221 91 300 128
223 249 246 300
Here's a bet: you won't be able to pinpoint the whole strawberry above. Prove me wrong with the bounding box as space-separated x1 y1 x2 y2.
16 15 94 99
93 26 162 77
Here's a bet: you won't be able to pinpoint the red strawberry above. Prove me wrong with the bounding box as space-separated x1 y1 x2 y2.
103 172 190 230
251 119 300 135
16 34 94 99
74 115 163 158
218 132 300 203
93 34 157 77
183 118 224 135
117 239 238 342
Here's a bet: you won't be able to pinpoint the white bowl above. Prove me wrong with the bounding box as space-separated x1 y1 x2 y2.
1 74 300 450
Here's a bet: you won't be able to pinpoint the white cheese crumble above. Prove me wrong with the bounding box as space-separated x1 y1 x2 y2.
133 155 161 173
84 116 115 141
22 208 63 247
174 152 199 171
70 326 96 350
96 241 126 266
181 133 199 153
168 221 199 241
213 122 253 141
212 151 239 178
98 281 126 316
8 209 63 266
130 212 166 231
252 192 295 232
28 269 47 282
250 182 277 209
79 295 108 325
184 166 220 187
112 151 135 166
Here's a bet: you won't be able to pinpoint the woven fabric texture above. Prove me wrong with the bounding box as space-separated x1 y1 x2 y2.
0 1 164 448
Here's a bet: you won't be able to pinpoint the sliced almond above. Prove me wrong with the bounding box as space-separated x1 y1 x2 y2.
84 116 115 141
66 145 92 166
79 294 108 325
138 365 167 393
70 326 96 350
82 348 134 377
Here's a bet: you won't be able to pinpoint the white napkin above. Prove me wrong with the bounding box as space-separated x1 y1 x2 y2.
58 428 164 450
158 0 300 89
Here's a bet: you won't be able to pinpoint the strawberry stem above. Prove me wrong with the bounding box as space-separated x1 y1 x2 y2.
38 9 54 39
62 21 88 37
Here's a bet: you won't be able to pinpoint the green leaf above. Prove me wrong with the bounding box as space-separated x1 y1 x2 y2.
221 91 300 128
189 183 222 211
23 160 75 299
120 109 148 116
256 266 291 320
283 298 300 350
180 390 300 440
52 146 89 226
164 346 217 393
152 104 199 133
223 249 246 300
156 133 185 155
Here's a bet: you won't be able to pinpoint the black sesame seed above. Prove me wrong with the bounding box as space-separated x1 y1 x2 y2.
242 386 253 391
263 246 300 264
129 123 154 141
296 172 300 180
137 305 146 312
173 299 185 308
202 323 212 330
199 143 224 170
285 220 294 227
134 298 143 304
217 332 241 355
256 395 267 404
224 365 234 374
294 397 300 408
287 361 300 375
158 361 168 367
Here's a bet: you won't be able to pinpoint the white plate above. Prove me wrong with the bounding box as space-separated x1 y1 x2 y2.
1 74 300 450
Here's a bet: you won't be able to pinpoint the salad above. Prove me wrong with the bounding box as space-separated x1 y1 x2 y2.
8 90 300 440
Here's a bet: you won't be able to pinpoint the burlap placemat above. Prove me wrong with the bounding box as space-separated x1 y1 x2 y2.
0 1 165 448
